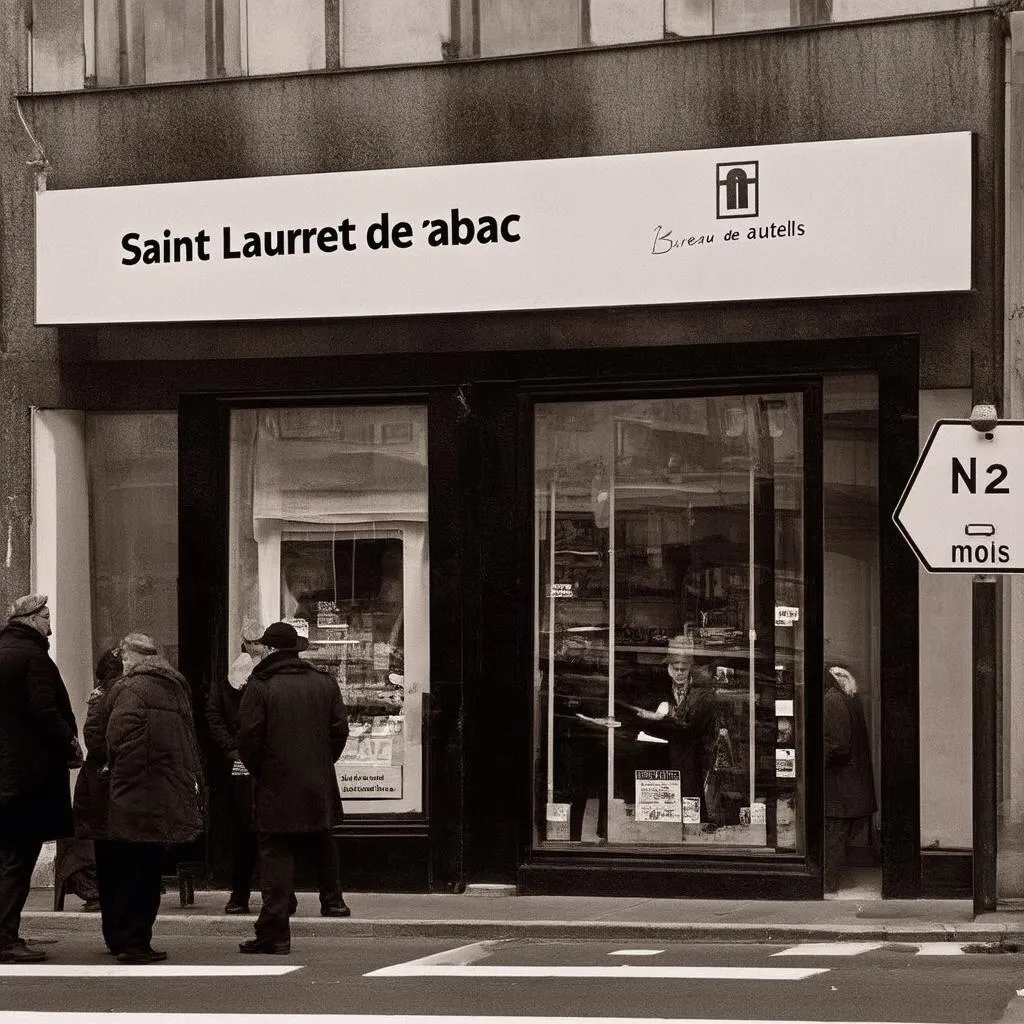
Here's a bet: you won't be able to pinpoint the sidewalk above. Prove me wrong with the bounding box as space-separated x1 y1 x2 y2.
19 887 1024 943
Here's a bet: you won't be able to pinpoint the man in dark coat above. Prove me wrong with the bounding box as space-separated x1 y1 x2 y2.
237 622 349 954
631 635 717 824
207 622 349 916
0 593 82 963
85 633 205 963
824 664 877 893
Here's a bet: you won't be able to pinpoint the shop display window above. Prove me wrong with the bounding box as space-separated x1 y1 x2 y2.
534 393 805 852
228 405 429 815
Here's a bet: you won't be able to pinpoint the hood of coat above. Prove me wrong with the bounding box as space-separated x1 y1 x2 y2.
0 620 50 651
248 649 318 682
121 654 189 693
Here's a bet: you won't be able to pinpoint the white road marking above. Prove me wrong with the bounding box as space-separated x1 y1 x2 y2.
383 939 508 967
608 949 664 956
913 943 966 956
0 965 300 977
0 1014 954 1024
364 964 828 979
771 942 883 957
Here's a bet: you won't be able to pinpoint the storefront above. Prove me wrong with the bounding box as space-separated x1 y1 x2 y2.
24 108 983 899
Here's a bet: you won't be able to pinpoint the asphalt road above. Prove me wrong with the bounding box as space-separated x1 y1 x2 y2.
2 936 1024 1023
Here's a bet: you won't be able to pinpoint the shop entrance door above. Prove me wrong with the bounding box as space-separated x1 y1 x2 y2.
533 389 812 859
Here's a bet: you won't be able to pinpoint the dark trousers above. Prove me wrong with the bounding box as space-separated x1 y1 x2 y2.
254 831 340 943
0 836 43 948
824 816 855 892
94 839 164 953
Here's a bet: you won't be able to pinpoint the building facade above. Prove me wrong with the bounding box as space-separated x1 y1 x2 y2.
0 1 1009 898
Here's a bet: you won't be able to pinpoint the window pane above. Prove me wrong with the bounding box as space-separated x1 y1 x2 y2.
534 394 804 853
228 406 429 814
589 0 663 46
342 0 449 67
86 412 179 666
31 0 85 91
244 0 325 76
478 0 582 58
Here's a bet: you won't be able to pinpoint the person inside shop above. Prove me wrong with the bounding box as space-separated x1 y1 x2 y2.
627 634 718 825
824 663 877 894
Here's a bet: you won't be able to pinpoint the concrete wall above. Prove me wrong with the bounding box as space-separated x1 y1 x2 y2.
11 11 1002 389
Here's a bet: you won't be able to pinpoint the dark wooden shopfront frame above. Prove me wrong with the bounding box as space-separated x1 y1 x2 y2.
60 331 926 898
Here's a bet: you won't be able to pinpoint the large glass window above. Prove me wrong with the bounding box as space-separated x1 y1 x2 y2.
30 0 998 91
228 406 429 815
87 412 179 665
534 393 805 853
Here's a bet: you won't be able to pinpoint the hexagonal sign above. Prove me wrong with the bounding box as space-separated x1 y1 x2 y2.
893 419 1024 573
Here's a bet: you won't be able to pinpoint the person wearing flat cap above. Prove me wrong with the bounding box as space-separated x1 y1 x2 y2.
0 593 82 963
237 621 350 954
83 632 204 964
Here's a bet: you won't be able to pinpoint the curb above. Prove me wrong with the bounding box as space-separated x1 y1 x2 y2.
22 911 1024 944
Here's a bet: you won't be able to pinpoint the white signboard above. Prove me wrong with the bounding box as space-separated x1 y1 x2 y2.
893 420 1024 573
35 133 971 325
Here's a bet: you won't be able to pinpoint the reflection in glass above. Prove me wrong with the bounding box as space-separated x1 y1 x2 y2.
229 406 428 815
534 394 804 853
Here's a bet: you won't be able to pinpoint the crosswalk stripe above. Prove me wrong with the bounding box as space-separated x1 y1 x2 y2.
0 1014 955 1024
364 964 828 979
608 950 664 956
913 943 966 956
0 965 300 977
771 942 883 957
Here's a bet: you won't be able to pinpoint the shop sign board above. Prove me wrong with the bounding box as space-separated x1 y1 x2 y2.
35 133 971 325
337 765 403 799
893 420 1024 573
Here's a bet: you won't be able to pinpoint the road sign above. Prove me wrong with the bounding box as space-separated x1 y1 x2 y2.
893 419 1024 573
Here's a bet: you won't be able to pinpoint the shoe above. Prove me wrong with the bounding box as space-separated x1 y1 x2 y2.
116 948 168 964
224 900 250 915
0 943 47 964
239 938 290 955
82 898 100 913
320 901 351 918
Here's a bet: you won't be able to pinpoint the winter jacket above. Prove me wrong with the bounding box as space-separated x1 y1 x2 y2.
0 622 78 841
206 668 247 766
237 651 349 833
85 656 205 844
824 680 877 819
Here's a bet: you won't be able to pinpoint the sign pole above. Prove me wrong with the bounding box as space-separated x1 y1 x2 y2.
973 572 998 914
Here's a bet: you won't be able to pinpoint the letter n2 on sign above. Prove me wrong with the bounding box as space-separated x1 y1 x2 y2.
893 419 1024 573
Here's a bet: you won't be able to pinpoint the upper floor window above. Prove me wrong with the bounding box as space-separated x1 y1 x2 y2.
29 0 999 92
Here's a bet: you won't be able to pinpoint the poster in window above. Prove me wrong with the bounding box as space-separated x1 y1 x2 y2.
634 769 682 823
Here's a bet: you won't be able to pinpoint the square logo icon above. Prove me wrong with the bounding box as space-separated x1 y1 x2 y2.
716 161 759 219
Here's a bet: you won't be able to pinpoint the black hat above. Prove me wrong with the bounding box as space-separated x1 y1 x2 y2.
256 621 309 652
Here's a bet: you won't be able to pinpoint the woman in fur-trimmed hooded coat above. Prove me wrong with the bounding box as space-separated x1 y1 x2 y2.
88 634 204 962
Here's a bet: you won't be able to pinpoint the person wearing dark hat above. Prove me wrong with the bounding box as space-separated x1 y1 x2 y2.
86 633 205 964
0 593 82 963
237 621 350 954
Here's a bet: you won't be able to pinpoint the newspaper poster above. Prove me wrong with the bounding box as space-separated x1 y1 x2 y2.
634 769 682 823
776 748 796 778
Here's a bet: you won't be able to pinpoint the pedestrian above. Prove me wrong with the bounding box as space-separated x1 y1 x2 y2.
87 633 204 963
0 593 82 964
206 622 264 915
824 663 877 894
59 646 124 914
237 621 350 954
